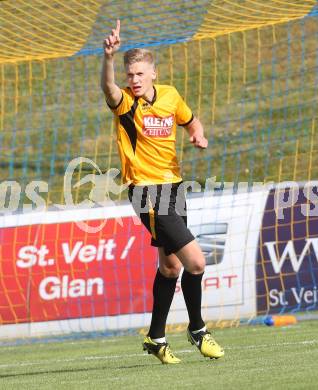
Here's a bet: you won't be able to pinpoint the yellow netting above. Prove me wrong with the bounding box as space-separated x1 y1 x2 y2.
1 1 316 64
194 0 316 39
0 0 101 64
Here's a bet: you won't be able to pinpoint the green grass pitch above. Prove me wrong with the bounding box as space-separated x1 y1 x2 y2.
1 321 317 390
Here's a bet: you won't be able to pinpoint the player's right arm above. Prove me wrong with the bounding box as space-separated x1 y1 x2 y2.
100 20 122 108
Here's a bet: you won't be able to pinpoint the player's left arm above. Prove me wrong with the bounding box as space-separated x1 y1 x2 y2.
184 117 208 149
174 88 208 149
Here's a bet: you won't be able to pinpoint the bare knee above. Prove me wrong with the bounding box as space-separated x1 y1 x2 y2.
176 241 206 274
159 262 182 278
185 259 205 274
158 248 182 278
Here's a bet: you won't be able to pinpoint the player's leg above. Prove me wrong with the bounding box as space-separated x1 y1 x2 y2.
176 239 205 330
128 184 181 363
142 248 182 364
148 247 182 339
176 240 224 359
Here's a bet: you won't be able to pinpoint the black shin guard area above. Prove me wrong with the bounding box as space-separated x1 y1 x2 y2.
181 269 205 331
148 269 178 339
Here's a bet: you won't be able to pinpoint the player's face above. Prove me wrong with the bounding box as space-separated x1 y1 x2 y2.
126 61 156 98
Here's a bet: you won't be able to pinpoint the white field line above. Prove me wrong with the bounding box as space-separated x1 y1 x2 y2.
0 325 307 351
0 337 118 352
0 339 317 370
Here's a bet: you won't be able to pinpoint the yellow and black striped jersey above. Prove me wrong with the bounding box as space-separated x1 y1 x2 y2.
108 84 193 185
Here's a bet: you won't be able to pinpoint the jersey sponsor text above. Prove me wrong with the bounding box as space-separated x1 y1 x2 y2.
143 115 174 137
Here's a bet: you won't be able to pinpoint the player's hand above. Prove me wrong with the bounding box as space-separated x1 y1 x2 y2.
103 20 121 56
189 135 208 149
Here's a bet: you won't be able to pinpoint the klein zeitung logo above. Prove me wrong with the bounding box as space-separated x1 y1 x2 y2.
142 115 174 137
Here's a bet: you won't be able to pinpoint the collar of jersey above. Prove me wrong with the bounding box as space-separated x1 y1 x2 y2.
142 86 157 105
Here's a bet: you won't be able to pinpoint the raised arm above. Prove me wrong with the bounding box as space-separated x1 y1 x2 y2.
185 117 208 149
100 20 123 108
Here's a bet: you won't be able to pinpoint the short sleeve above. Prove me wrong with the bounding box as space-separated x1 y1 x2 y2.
175 91 194 126
106 88 134 116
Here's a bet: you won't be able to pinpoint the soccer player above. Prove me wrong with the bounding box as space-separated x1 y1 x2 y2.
101 20 224 364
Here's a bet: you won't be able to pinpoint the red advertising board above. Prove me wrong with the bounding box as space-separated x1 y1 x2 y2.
0 217 157 324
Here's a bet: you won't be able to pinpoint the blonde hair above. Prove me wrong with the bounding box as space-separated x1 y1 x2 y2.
123 48 155 67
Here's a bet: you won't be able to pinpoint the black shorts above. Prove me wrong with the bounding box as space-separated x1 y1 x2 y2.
128 181 194 255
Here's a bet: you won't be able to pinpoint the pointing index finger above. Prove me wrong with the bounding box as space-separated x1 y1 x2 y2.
116 19 121 34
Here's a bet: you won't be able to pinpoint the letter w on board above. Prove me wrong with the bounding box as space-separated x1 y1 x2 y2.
264 238 318 273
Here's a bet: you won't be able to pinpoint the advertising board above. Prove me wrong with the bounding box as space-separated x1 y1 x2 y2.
256 186 318 314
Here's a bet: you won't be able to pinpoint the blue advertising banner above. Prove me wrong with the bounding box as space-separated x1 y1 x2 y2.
256 185 318 315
